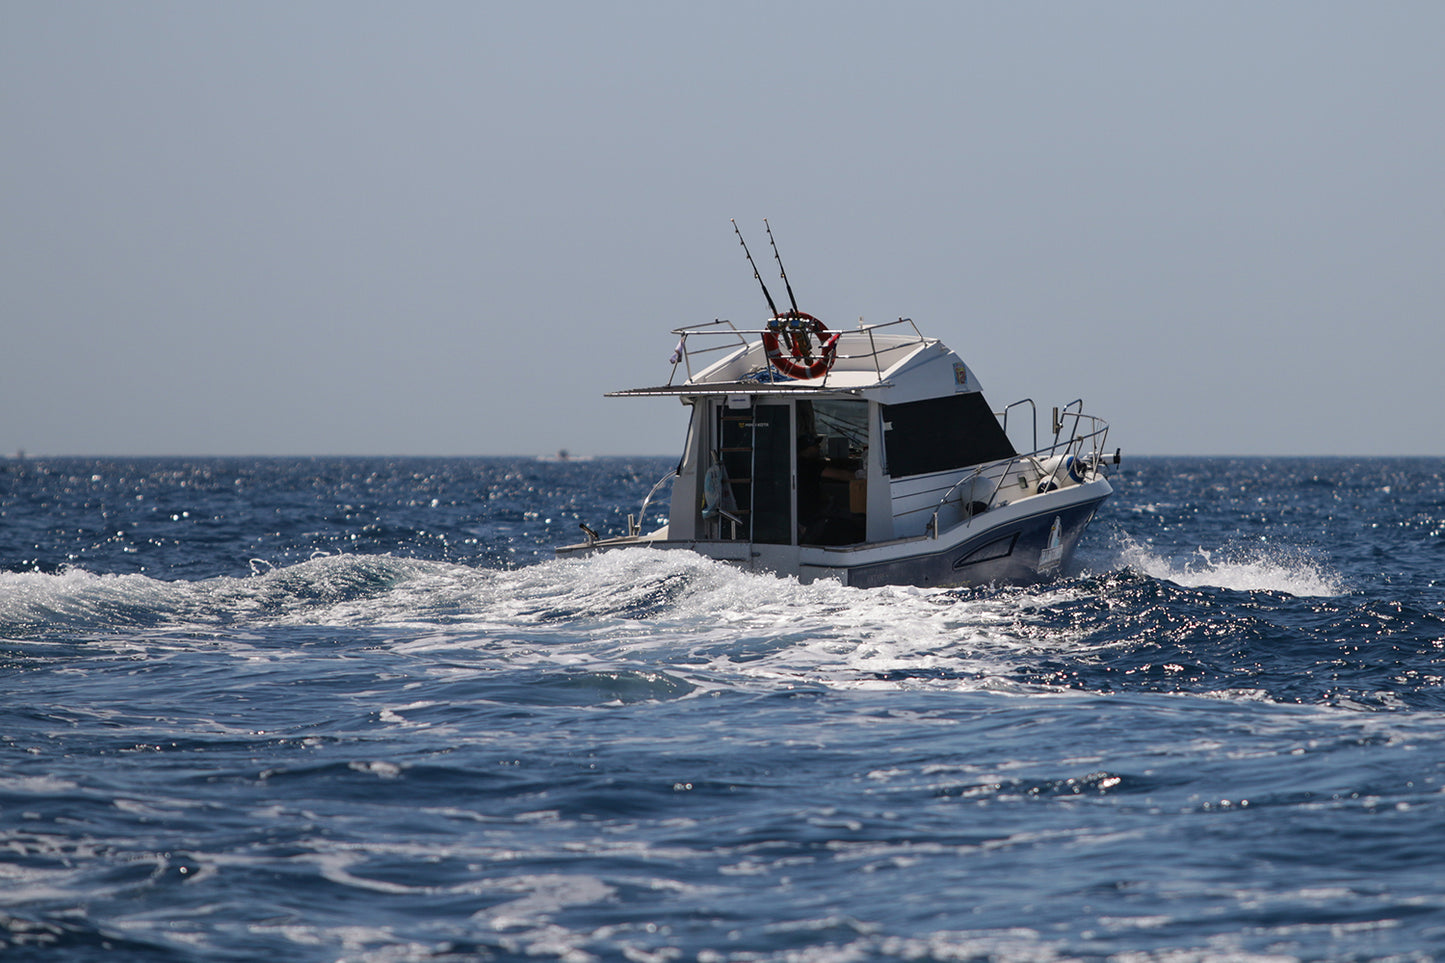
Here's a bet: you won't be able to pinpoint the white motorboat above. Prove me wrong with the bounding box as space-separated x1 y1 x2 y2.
558 225 1119 588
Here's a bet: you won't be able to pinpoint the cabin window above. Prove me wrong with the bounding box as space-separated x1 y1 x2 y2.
881 393 1016 478
797 399 868 546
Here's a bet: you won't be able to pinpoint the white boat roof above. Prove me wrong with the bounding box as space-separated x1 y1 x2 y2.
607 319 986 406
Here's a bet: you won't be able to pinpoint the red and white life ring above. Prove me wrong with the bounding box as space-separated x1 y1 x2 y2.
762 311 841 380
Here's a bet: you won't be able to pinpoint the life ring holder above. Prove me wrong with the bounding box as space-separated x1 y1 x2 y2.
762 311 841 380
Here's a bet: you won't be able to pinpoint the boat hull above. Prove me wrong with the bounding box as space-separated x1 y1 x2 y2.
558 480 1111 589
840 493 1105 588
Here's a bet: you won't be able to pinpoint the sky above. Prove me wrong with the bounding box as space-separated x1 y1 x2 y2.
2 1 1441 457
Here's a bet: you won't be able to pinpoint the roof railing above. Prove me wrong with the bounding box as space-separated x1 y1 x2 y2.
665 316 931 387
665 319 749 385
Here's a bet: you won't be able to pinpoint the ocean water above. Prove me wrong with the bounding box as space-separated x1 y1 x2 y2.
2 455 1444 962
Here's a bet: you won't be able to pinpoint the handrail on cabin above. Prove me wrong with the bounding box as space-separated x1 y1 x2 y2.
630 468 680 537
998 398 1038 454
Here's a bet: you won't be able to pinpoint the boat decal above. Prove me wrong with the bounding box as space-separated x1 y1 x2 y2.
1038 516 1064 572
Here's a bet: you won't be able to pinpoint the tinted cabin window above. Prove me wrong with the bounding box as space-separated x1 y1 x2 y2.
750 404 793 544
882 393 1016 478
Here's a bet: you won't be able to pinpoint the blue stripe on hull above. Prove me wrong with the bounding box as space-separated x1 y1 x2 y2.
843 498 1106 589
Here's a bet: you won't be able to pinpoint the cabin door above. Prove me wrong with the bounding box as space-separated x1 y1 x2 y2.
714 399 794 546
749 403 793 545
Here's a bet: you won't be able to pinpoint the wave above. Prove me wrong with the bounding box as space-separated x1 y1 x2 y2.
0 550 1061 693
1104 535 1344 598
0 521 1345 646
0 554 476 634
0 549 961 632
1 543 1382 709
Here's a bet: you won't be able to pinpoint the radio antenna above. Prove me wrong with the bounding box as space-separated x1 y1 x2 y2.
732 219 780 318
764 218 800 315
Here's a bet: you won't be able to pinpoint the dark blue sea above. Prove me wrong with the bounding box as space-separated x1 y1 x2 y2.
3 455 1444 962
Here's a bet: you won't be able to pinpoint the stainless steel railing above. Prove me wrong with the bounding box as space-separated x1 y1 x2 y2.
928 406 1112 538
664 317 930 387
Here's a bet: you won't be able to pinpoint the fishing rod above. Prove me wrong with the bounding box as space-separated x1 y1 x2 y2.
763 218 801 316
732 218 780 318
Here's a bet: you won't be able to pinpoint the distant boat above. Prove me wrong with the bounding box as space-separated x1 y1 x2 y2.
558 225 1119 588
537 449 592 462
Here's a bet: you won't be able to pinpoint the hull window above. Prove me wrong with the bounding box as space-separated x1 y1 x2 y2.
953 532 1019 569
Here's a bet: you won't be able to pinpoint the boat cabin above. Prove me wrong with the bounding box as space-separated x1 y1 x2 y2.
565 317 1115 587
